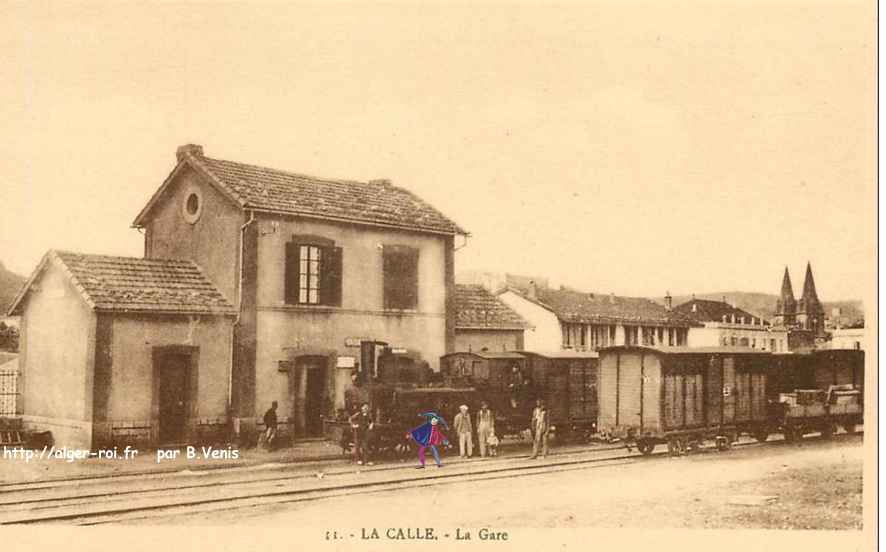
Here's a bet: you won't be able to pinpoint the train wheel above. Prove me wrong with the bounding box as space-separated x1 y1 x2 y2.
637 440 655 456
785 426 802 443
753 429 769 443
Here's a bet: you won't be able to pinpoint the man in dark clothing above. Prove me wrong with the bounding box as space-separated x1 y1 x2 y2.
349 402 374 466
507 364 523 408
262 401 278 450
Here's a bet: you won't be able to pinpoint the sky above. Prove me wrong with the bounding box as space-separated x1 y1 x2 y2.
0 1 876 302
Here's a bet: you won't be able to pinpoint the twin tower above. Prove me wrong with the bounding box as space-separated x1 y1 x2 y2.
773 262 825 334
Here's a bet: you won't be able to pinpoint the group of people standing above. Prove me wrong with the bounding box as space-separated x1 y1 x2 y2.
452 402 499 458
259 383 553 466
450 398 551 460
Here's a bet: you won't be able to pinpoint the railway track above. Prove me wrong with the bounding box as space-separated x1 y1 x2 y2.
0 432 860 525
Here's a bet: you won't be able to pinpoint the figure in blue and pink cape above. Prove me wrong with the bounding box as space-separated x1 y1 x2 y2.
406 411 450 468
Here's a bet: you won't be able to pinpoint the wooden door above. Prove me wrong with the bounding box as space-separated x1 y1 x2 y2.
721 356 736 423
303 361 327 437
158 353 190 444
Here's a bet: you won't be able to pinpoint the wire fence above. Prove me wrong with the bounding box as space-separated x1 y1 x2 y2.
0 368 18 417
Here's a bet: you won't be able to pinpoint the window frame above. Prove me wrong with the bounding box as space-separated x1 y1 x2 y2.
382 244 420 311
284 234 342 307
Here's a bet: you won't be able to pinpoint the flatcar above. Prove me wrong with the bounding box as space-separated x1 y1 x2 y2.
765 349 864 441
597 346 771 455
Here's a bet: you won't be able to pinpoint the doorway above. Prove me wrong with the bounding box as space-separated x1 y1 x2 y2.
291 356 328 439
157 353 191 444
303 363 327 437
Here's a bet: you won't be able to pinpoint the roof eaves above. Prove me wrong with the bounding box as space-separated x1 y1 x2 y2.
7 250 98 316
455 324 527 331
247 206 465 237
499 286 556 314
132 154 246 228
50 251 98 311
389 184 470 236
94 306 237 317
6 252 52 316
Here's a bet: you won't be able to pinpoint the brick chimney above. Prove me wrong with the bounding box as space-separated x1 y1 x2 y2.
177 144 204 163
664 291 672 311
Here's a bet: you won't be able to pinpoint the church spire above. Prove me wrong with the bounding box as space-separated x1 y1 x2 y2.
774 266 797 326
801 261 820 306
778 267 796 309
797 261 825 334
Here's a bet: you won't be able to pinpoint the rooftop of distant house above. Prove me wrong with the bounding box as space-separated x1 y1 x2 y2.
455 284 528 330
671 297 769 326
503 284 699 327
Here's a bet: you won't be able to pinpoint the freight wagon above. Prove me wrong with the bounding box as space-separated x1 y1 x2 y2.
440 350 599 440
597 346 770 455
521 351 599 437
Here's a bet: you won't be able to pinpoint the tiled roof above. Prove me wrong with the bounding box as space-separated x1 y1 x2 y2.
511 286 697 327
455 284 527 330
8 251 235 316
136 146 467 236
601 345 771 355
671 298 767 325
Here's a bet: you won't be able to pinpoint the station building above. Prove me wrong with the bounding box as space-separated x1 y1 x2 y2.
11 144 466 449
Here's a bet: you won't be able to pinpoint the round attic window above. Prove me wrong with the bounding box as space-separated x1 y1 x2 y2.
182 188 203 224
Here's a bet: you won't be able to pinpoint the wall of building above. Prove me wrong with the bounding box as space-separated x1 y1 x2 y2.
687 324 788 351
254 309 446 419
497 291 561 351
19 261 96 449
250 214 450 423
454 329 524 353
254 216 448 318
93 314 233 447
829 328 864 350
144 165 243 305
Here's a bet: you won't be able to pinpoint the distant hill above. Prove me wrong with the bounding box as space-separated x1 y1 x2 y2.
656 292 864 325
0 261 27 315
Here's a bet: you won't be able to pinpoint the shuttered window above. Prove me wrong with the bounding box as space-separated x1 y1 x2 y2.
382 245 419 310
284 237 342 306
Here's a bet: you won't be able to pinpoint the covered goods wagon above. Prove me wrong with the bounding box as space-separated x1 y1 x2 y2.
597 346 770 455
521 351 598 433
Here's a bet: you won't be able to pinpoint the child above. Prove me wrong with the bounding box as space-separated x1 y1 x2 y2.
486 433 500 457
406 411 450 468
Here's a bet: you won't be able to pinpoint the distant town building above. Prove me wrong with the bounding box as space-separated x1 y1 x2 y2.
828 327 864 351
454 284 527 353
672 297 788 352
497 284 696 352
